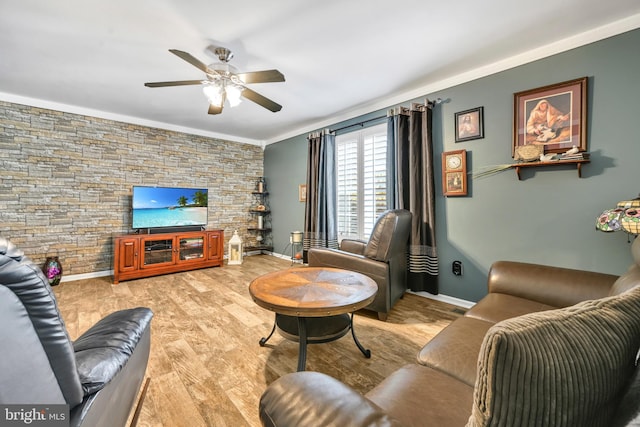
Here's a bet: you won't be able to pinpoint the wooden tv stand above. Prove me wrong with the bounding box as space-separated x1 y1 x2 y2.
113 229 224 284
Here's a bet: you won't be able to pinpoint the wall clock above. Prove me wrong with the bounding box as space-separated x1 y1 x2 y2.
442 149 467 196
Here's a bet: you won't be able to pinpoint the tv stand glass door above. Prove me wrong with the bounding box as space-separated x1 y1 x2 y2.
178 235 205 261
142 237 174 267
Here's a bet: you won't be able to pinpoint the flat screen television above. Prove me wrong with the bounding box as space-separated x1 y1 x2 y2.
132 186 208 230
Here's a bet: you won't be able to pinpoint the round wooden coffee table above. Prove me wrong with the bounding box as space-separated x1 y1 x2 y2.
249 267 377 371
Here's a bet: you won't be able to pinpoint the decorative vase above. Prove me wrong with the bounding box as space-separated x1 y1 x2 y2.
257 177 266 193
43 256 63 286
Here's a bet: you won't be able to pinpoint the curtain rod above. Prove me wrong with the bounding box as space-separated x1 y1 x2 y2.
329 98 443 134
325 98 444 135
330 115 386 134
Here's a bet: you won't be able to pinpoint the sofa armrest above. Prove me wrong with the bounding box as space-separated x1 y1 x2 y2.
488 261 619 307
260 372 401 427
339 239 367 255
73 307 153 395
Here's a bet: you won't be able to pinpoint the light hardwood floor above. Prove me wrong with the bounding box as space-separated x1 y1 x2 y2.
53 255 463 427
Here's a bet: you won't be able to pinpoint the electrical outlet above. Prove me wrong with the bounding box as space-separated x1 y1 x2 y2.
452 261 463 276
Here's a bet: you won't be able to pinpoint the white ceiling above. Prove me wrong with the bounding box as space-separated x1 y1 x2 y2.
2 1 640 146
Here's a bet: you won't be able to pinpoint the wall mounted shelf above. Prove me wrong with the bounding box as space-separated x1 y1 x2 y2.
511 159 589 180
247 178 273 253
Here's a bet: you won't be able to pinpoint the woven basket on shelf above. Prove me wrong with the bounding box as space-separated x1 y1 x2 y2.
514 145 543 162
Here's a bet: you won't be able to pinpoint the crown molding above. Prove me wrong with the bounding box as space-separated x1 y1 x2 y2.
265 13 640 145
0 92 265 147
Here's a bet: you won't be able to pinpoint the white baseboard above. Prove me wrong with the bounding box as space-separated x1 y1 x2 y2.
408 290 475 309
60 269 113 283
268 251 293 261
61 251 287 283
61 253 476 310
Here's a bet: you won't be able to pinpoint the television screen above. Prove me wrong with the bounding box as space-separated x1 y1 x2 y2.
132 186 208 229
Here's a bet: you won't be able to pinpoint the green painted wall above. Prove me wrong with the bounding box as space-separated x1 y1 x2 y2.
263 134 307 255
264 29 640 302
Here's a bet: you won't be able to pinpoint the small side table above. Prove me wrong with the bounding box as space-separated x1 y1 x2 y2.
290 231 303 264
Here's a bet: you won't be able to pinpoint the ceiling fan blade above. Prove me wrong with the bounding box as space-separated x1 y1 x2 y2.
208 103 223 115
236 69 285 84
208 91 226 115
144 80 203 88
241 87 282 112
169 49 210 74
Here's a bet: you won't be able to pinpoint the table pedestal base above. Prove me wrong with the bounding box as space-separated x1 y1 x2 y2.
259 313 371 371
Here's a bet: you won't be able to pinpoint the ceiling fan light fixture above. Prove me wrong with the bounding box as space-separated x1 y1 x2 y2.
203 83 223 107
226 84 243 107
146 48 284 114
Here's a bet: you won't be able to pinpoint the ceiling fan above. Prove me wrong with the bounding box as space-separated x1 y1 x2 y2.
145 47 285 115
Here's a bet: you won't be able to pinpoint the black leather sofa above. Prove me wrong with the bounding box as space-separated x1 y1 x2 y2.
0 237 153 427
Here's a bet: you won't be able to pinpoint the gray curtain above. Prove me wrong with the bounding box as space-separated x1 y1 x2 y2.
386 102 439 294
303 129 338 262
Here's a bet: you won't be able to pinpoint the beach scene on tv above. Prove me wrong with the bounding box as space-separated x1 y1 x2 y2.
132 187 208 229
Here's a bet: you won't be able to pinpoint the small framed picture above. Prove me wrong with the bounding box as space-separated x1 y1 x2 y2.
298 184 307 202
455 107 484 142
513 77 587 155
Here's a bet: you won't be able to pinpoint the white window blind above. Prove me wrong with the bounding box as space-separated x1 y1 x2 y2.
336 123 388 241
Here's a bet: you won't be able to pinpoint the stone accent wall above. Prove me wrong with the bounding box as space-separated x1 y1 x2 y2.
0 101 263 276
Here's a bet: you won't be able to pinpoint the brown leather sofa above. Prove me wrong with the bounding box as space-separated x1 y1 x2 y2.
308 209 412 320
259 238 640 427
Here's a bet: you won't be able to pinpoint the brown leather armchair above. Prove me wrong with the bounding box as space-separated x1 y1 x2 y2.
308 209 412 320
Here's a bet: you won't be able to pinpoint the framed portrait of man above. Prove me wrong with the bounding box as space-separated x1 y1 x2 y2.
455 107 484 142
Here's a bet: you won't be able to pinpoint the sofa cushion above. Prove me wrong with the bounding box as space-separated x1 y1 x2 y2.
468 287 640 427
417 317 494 386
366 364 474 427
465 293 557 324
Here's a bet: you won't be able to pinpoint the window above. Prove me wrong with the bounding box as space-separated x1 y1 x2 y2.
336 123 388 241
